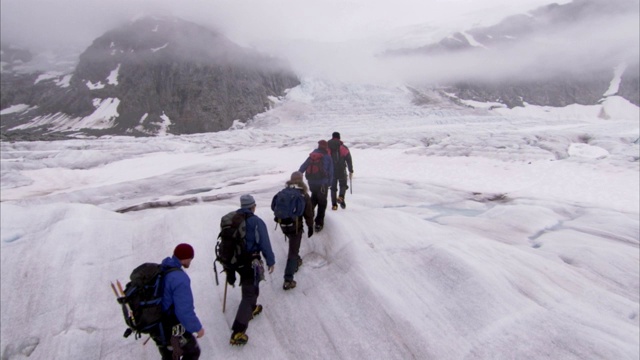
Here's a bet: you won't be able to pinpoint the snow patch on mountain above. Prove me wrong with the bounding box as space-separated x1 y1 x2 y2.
106 64 120 85
603 63 627 97
151 43 169 52
0 104 31 115
86 80 105 90
34 71 62 84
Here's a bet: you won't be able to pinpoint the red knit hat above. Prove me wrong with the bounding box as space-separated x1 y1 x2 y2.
174 243 194 260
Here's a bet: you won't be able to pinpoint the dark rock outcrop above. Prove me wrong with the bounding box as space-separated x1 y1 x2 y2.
1 16 300 137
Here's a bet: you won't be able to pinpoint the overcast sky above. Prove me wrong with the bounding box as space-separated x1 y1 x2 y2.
1 0 637 84
1 0 568 49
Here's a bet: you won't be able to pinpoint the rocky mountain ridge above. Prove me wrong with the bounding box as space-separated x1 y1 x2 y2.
1 16 300 139
386 0 639 109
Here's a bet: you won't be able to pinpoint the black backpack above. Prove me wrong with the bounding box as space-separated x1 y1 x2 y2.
215 211 253 272
271 186 306 234
115 263 180 340
305 152 326 181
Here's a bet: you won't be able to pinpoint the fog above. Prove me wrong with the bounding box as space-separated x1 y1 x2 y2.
1 0 637 84
0 0 567 48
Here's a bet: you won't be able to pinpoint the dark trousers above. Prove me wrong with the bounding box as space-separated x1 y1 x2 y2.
284 232 302 281
330 175 348 206
309 184 328 226
155 332 200 360
231 267 259 334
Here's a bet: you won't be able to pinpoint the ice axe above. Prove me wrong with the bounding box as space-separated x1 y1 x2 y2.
223 280 228 313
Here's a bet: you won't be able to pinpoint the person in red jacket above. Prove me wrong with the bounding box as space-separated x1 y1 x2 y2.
298 140 334 232
327 132 354 210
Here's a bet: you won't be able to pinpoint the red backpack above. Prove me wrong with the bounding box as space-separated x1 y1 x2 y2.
305 152 326 181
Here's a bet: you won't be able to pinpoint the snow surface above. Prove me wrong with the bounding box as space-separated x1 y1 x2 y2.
1 78 638 360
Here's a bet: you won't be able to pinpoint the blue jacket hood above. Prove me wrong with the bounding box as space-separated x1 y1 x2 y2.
160 256 202 333
236 208 276 267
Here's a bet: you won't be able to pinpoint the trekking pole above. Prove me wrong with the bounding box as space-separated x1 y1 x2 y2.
213 261 219 286
350 174 353 194
222 280 228 313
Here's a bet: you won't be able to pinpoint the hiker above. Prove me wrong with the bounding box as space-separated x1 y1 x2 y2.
327 132 354 211
153 243 205 360
227 194 275 346
273 171 314 290
298 140 333 232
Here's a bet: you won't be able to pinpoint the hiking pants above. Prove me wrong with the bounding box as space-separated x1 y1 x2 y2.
284 232 302 281
232 267 259 334
155 332 201 360
309 184 328 226
330 174 348 206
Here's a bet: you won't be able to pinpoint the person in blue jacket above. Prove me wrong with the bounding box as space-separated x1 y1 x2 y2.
298 140 334 232
228 194 276 346
154 243 205 359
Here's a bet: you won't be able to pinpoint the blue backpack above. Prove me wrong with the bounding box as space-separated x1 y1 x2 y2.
115 263 180 342
271 186 306 234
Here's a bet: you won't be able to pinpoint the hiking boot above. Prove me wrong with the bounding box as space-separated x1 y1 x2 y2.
332 205 338 211
297 257 303 268
283 280 297 290
230 332 248 346
338 197 346 209
314 224 323 232
251 304 263 319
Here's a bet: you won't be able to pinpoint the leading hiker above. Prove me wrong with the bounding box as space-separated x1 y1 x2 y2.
227 194 276 346
328 132 354 211
153 243 205 360
298 140 333 232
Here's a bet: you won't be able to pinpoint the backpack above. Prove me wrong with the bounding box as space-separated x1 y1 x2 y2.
305 152 326 181
116 263 180 340
215 211 253 272
271 186 306 234
329 141 349 165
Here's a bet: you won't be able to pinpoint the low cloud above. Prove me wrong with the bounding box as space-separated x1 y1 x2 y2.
1 0 637 85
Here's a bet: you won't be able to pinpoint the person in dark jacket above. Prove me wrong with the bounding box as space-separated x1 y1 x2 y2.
227 194 276 346
327 132 354 210
275 171 314 290
154 243 205 360
298 140 334 232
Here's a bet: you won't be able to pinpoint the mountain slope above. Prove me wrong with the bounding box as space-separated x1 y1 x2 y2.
0 16 299 138
384 0 639 108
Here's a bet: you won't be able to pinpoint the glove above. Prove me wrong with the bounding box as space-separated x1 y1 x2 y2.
349 172 354 180
170 336 183 360
226 270 236 286
308 227 314 238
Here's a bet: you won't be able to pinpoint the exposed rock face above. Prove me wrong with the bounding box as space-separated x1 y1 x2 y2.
385 0 639 108
0 17 300 137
